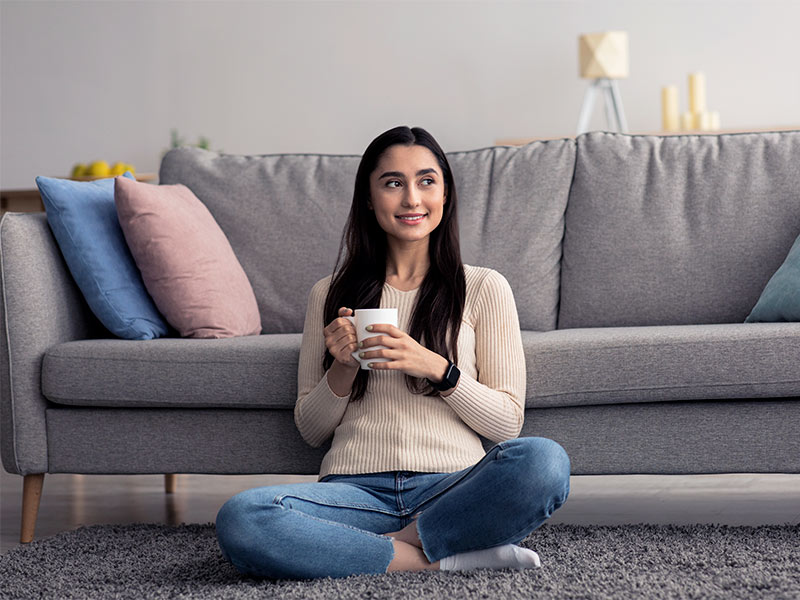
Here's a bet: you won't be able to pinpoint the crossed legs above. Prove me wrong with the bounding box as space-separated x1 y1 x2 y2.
216 437 570 579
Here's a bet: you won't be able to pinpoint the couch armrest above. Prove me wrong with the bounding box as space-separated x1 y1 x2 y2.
0 213 101 475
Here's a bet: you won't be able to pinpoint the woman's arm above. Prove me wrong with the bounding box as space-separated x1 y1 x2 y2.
439 270 526 441
294 277 352 447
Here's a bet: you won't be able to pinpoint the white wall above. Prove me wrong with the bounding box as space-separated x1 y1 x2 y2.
1 0 799 189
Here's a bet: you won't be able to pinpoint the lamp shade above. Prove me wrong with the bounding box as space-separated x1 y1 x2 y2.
579 31 629 79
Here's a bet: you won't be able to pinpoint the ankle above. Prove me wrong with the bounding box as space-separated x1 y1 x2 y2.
386 519 423 549
387 539 440 572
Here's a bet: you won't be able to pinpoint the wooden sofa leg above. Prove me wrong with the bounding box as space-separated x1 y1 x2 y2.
21 473 45 544
164 474 176 494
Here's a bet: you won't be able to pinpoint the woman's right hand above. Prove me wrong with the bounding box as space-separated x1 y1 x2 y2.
324 307 360 369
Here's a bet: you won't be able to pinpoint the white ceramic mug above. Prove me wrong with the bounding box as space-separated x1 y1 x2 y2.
344 308 398 370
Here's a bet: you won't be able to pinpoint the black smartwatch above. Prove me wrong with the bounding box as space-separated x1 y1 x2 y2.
428 360 460 392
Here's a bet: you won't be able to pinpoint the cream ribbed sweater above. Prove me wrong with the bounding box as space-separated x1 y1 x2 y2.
294 264 526 479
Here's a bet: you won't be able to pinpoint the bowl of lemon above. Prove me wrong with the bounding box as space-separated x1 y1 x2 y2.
70 161 155 182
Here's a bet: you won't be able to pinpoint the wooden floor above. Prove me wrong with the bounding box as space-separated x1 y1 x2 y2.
2 469 799 555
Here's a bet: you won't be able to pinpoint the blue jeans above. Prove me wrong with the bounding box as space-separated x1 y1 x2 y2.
215 436 570 580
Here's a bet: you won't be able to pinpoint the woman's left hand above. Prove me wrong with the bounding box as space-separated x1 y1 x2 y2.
358 324 449 381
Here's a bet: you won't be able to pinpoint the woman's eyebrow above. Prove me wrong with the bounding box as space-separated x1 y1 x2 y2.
378 168 438 180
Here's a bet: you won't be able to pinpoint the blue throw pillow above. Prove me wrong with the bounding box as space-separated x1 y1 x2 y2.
745 233 800 322
35 173 169 339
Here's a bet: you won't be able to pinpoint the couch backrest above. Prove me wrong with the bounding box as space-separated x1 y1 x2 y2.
559 131 800 328
159 140 576 333
449 140 575 331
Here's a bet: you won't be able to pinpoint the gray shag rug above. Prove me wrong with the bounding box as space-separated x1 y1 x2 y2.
1 522 798 599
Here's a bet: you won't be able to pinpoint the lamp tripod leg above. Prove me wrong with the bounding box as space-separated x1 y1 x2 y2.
602 81 618 132
577 80 600 135
609 79 628 132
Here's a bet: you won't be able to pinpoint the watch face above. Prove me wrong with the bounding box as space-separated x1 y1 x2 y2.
439 362 459 390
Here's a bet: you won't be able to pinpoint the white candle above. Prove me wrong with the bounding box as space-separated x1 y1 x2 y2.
689 72 707 114
709 111 721 130
697 111 712 131
681 112 696 131
662 86 679 131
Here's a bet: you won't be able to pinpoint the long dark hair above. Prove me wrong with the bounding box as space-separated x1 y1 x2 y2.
323 125 466 402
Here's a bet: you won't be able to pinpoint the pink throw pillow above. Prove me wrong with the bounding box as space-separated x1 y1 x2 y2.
114 176 262 338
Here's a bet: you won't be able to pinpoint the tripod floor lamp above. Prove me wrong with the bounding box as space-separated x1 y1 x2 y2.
577 31 629 135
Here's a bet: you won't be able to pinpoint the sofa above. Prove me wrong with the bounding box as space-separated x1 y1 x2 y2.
3 130 800 544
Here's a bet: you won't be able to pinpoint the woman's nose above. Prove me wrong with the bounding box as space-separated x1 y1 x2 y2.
402 187 422 207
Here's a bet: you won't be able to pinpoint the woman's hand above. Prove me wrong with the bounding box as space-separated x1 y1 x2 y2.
323 307 360 370
358 324 450 382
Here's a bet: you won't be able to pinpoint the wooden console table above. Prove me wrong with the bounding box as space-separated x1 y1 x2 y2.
0 189 45 214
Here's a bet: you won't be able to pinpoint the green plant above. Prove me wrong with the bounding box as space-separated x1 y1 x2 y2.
170 129 214 150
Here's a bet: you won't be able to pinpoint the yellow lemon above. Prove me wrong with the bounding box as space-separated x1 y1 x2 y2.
71 163 89 178
87 160 111 178
110 162 127 176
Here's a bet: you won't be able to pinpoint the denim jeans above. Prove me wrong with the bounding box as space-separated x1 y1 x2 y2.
215 436 570 580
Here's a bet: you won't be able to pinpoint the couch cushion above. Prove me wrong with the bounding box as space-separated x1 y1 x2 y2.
524 322 800 408
158 149 359 335
560 131 800 328
42 335 302 409
450 140 575 331
44 323 800 410
114 177 262 338
159 138 575 333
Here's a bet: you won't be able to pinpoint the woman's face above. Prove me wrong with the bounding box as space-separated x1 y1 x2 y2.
368 144 447 247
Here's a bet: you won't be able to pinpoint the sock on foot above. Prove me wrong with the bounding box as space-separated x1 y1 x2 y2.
439 544 541 571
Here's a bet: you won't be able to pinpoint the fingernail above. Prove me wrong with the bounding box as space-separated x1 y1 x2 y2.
358 341 363 348
359 352 366 358
366 325 373 332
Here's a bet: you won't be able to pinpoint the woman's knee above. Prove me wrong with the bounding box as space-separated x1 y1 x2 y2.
501 437 571 506
216 488 283 574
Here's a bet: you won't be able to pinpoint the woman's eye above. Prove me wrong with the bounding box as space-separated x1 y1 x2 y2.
385 178 435 188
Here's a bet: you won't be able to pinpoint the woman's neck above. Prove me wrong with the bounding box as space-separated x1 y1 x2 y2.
385 243 429 289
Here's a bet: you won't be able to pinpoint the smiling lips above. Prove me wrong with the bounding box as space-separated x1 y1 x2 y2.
396 213 427 225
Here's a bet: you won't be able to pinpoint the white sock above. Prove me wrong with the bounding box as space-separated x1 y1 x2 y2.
439 544 541 571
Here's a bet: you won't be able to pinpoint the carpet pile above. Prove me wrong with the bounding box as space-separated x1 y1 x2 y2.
1 522 798 599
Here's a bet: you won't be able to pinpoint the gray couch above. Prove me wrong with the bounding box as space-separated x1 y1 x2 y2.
3 131 800 543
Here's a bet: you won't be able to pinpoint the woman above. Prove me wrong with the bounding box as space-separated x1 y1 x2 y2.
216 125 570 580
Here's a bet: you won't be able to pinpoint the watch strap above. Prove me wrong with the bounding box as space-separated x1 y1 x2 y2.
429 360 460 392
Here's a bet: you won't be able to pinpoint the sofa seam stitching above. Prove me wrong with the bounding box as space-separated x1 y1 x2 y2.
44 355 290 366
532 379 800 398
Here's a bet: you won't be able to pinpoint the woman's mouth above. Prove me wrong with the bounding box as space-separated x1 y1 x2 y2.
396 214 427 225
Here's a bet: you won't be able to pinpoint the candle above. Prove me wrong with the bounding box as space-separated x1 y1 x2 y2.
681 112 696 131
697 111 712 131
662 86 679 131
709 111 721 130
689 72 706 114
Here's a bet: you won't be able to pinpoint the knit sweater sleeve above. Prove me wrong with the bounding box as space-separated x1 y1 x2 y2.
441 269 526 442
294 277 351 448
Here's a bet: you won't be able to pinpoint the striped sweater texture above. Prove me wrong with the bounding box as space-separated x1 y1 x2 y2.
294 264 526 479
